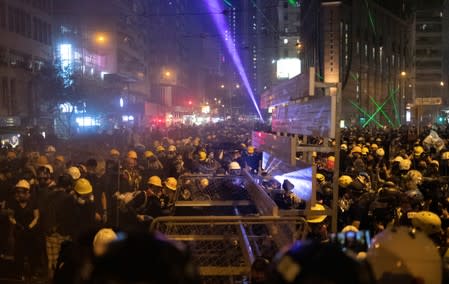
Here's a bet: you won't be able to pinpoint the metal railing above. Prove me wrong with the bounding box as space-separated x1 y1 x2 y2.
150 216 308 283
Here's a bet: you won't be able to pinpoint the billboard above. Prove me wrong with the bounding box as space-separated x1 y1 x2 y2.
276 58 301 79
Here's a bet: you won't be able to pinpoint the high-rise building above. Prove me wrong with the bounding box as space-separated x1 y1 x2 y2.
223 0 278 113
275 1 301 82
412 0 449 123
300 0 413 127
53 0 150 132
0 0 53 127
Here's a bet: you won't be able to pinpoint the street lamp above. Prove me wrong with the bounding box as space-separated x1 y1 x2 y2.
400 71 407 77
440 81 444 87
220 84 225 89
165 71 171 77
94 33 107 44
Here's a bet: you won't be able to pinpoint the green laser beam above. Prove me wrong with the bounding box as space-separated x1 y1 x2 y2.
288 0 298 7
363 88 399 128
349 100 383 127
389 88 401 127
369 96 394 127
364 0 376 36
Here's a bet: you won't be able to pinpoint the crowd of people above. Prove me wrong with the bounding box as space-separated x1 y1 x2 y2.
0 121 447 283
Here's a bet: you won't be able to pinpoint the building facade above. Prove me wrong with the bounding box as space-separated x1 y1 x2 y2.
301 0 413 127
52 0 149 133
0 0 53 127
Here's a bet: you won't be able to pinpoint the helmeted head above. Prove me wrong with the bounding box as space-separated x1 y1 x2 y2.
366 226 442 284
228 161 241 175
74 178 93 195
164 177 178 191
148 175 163 190
93 228 118 257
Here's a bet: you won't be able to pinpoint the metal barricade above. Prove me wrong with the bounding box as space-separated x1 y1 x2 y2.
150 216 308 284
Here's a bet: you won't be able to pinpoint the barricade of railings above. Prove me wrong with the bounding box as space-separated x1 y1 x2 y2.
150 216 307 284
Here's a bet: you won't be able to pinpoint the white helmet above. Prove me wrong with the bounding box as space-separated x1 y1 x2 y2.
229 161 241 170
367 226 442 284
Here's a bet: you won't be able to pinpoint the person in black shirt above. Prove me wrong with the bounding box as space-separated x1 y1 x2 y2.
6 180 40 279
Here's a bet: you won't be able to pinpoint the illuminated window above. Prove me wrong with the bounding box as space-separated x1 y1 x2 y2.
59 43 72 68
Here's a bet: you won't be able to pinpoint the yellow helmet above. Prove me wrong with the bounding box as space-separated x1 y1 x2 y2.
306 203 327 223
414 145 424 156
156 145 165 152
200 178 209 188
127 150 138 159
361 147 369 155
408 211 441 235
164 177 178 191
376 148 385 157
247 146 255 154
370 143 378 150
315 173 325 183
110 148 120 157
338 175 353 188
144 150 154 158
147 176 162 187
441 151 449 160
351 146 362 154
199 151 207 161
55 155 65 163
15 179 30 190
74 178 93 195
168 145 176 152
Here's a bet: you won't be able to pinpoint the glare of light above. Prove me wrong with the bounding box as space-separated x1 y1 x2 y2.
122 115 129 122
272 59 276 64
273 167 312 200
440 81 444 87
165 71 171 77
129 115 134 121
76 116 100 127
119 97 124 108
236 84 240 89
41 132 46 139
406 110 411 122
201 105 210 114
400 71 406 77
101 71 108 80
59 43 72 68
220 84 225 89
59 102 74 113
283 38 288 44
277 58 301 79
96 34 107 43
188 100 192 105
205 0 264 121
340 120 345 128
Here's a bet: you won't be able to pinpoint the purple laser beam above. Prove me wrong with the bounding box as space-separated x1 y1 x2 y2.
205 0 264 121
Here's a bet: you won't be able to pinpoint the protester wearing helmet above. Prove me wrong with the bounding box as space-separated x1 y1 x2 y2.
119 151 142 193
5 179 41 279
243 145 261 174
160 177 177 214
228 161 241 175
